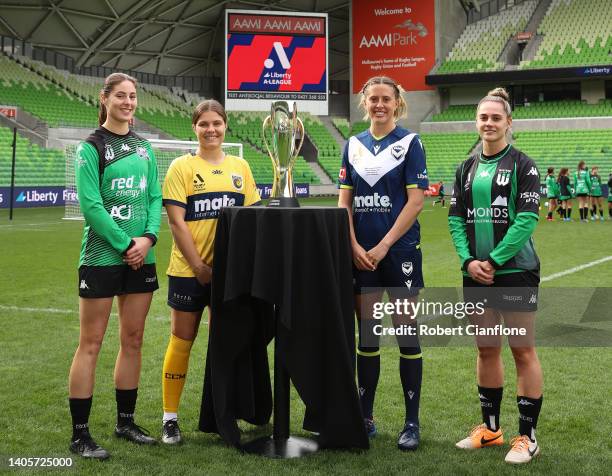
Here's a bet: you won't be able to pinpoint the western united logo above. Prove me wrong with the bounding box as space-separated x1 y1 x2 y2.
232 173 243 191
136 146 149 160
496 169 511 186
104 144 114 162
391 144 406 160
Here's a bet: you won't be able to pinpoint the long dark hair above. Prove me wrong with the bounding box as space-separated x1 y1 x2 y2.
558 167 568 181
99 73 137 126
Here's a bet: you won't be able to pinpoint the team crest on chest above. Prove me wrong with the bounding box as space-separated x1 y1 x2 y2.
391 144 406 160
232 173 243 191
136 146 149 161
373 144 381 154
496 169 511 186
104 144 114 162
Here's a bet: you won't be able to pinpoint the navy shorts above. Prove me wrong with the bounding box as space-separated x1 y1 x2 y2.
463 271 540 312
78 264 158 298
354 247 424 297
167 276 211 312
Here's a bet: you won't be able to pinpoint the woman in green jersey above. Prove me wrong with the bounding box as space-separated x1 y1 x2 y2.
449 88 543 465
608 173 612 219
557 167 573 221
68 73 162 459
545 167 558 221
588 166 604 221
574 160 591 222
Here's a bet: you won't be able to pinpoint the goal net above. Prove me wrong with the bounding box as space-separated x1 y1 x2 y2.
63 139 243 220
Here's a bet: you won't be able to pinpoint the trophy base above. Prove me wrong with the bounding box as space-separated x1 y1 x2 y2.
267 197 300 208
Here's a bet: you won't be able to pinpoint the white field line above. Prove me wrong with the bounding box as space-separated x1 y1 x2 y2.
541 255 612 282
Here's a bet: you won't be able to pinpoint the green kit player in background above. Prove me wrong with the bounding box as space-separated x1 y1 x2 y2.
545 167 558 221
449 88 543 465
588 166 604 221
68 73 162 460
573 160 591 222
608 173 612 219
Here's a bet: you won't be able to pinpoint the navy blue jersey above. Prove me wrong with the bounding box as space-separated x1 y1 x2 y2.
338 126 428 250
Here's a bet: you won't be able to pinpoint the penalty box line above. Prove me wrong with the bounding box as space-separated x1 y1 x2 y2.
541 255 612 283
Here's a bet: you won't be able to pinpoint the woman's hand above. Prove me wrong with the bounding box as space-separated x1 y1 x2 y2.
194 262 212 286
123 237 152 269
366 242 390 269
467 260 494 285
352 242 376 271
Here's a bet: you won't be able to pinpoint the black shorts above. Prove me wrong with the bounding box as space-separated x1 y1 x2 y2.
354 247 424 297
576 193 588 198
167 276 211 312
463 271 539 312
78 264 159 298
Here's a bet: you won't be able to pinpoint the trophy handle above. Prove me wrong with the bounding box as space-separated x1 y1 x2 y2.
262 115 274 159
294 117 305 159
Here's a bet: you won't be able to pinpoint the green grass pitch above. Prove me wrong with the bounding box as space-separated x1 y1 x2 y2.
0 198 611 475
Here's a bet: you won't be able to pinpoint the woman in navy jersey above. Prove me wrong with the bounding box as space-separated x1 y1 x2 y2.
338 76 428 451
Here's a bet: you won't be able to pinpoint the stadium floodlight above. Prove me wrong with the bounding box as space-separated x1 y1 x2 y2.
63 139 243 220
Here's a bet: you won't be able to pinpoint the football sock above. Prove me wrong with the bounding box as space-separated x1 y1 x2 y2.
591 206 596 217
547 212 552 219
599 208 604 218
69 396 92 441
609 208 612 218
478 385 503 431
579 208 585 220
561 208 566 219
116 388 138 426
163 412 178 423
517 395 543 442
567 208 572 218
357 344 380 419
399 346 422 425
162 334 193 414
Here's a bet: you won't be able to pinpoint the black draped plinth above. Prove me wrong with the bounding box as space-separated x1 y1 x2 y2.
199 207 368 451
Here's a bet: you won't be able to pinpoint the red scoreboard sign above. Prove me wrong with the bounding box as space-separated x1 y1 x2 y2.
225 10 329 114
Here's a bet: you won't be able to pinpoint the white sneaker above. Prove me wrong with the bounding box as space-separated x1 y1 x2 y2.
505 435 539 464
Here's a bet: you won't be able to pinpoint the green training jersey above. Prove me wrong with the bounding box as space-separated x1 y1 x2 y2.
75 127 162 267
545 174 558 198
589 174 602 196
448 145 540 275
573 169 591 195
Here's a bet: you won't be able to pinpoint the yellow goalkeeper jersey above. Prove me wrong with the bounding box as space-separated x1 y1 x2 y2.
162 153 261 277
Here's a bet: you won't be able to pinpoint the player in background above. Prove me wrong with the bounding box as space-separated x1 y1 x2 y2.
432 181 446 207
449 88 543 464
608 173 612 219
573 160 591 222
557 168 573 221
338 76 428 451
160 100 261 444
545 167 558 221
588 166 604 221
69 73 162 459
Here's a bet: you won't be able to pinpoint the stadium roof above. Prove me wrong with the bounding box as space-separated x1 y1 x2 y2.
0 0 349 79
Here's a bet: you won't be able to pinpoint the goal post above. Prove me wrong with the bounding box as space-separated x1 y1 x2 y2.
63 139 243 220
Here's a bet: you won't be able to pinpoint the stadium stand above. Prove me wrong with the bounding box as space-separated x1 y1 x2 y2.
331 117 350 139
512 129 612 172
0 126 64 186
521 0 612 69
420 133 480 183
436 0 537 74
431 99 612 121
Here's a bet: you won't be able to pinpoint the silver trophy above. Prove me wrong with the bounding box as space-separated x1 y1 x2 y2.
262 101 304 207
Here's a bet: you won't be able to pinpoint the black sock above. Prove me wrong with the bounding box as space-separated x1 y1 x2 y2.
609 208 612 218
547 211 552 219
478 386 503 431
399 347 422 425
580 208 585 220
517 395 543 441
599 208 604 218
357 351 380 419
568 208 572 218
561 208 566 218
591 206 596 217
69 396 92 441
116 388 138 426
